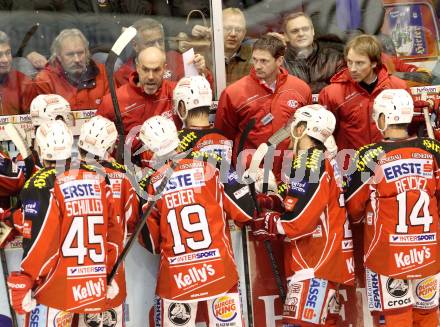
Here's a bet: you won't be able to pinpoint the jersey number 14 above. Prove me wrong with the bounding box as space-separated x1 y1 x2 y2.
396 191 433 233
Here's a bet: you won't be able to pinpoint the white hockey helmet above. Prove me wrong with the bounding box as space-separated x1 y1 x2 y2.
372 89 414 132
78 115 118 158
35 120 73 161
290 104 336 143
139 115 179 158
173 76 212 120
30 94 72 126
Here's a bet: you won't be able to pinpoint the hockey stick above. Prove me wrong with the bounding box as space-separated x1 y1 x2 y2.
105 26 137 162
247 145 286 302
420 92 435 139
247 123 293 302
15 24 39 58
1 246 18 327
237 119 255 327
4 124 31 159
107 159 177 284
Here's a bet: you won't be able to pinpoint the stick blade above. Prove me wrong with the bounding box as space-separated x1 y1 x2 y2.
111 26 137 56
4 124 31 158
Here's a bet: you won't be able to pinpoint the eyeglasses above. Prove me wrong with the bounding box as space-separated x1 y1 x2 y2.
224 26 245 34
289 26 312 35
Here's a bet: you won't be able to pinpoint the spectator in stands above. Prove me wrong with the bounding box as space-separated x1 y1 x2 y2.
114 17 211 88
319 34 409 154
31 28 109 110
97 46 180 145
191 7 252 86
278 12 345 94
215 35 311 178
0 31 34 115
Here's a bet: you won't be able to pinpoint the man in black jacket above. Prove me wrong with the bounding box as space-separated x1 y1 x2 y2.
281 12 345 94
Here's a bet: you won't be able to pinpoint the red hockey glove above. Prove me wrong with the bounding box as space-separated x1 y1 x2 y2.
256 193 283 211
252 210 280 241
434 128 440 141
7 272 36 314
412 100 433 123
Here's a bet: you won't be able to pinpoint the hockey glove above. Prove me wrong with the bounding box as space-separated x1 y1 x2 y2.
106 279 119 300
412 100 433 123
252 211 280 241
7 272 36 314
256 194 283 211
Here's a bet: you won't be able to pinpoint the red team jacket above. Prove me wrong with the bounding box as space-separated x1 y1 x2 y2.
97 71 181 137
141 158 253 302
278 146 354 285
0 69 34 115
215 67 312 178
345 137 440 279
113 52 214 89
19 164 122 313
318 66 409 152
32 60 109 110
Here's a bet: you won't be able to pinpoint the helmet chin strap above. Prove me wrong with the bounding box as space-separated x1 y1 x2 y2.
291 130 306 157
375 118 387 134
177 101 188 121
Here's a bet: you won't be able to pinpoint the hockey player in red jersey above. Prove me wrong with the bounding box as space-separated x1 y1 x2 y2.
77 115 139 326
345 89 440 327
252 104 354 326
174 75 233 164
0 94 73 246
6 120 122 326
138 115 253 326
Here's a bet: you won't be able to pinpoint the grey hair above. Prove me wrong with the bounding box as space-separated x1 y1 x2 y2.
50 28 90 62
0 31 10 45
132 18 164 44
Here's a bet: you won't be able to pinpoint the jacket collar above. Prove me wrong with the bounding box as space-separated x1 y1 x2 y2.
49 59 100 90
250 66 289 92
285 43 317 60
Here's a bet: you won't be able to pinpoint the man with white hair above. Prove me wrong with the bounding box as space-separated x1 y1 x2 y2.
31 28 109 110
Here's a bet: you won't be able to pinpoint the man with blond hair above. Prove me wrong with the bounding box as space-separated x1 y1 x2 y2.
319 34 409 153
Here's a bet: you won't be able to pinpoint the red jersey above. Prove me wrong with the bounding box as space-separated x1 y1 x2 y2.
19 163 122 313
177 127 233 164
278 146 354 285
98 160 139 309
142 158 252 302
345 137 440 279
